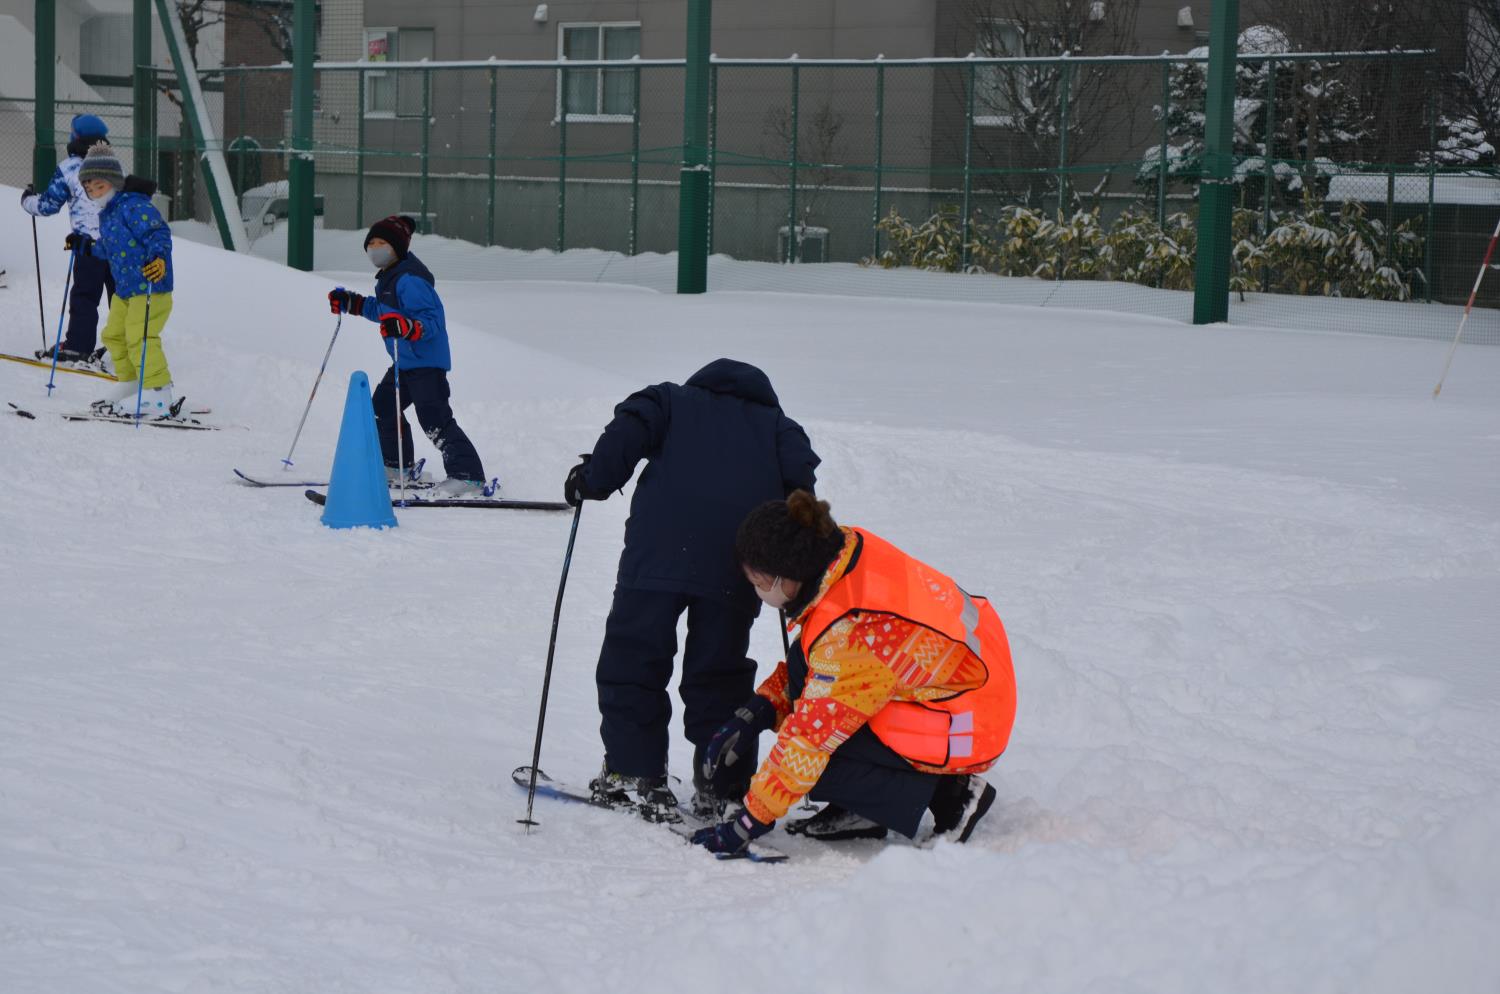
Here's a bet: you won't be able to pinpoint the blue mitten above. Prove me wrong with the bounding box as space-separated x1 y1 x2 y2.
691 808 773 856
700 694 776 791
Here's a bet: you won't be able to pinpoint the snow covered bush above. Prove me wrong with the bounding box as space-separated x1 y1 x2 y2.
866 200 1423 301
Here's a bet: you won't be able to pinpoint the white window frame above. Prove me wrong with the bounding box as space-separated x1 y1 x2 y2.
556 21 641 124
974 19 1026 128
362 26 434 120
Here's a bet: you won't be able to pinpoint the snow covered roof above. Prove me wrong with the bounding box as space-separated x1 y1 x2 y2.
1327 173 1500 206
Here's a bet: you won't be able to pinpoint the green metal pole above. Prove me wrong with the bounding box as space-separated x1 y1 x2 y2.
707 63 718 256
235 70 246 194
1192 0 1239 324
356 69 366 229
133 0 152 176
630 64 641 257
287 0 315 271
675 0 712 293
557 66 567 253
420 68 431 234
487 67 497 246
1157 59 1168 227
1425 74 1437 304
961 62 975 269
788 64 800 263
1263 59 1275 234
1057 62 1072 216
872 62 885 260
33 0 57 191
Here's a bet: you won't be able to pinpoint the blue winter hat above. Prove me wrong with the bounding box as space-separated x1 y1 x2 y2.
70 114 109 141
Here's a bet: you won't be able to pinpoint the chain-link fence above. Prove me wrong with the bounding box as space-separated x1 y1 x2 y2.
97 51 1500 341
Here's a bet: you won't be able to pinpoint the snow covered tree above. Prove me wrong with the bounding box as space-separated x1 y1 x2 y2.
1139 25 1372 209
1421 115 1498 169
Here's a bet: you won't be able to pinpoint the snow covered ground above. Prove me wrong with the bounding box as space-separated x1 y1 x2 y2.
4 190 1499 993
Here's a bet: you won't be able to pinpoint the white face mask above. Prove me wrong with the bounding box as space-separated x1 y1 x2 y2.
753 575 793 610
367 245 396 269
90 189 115 207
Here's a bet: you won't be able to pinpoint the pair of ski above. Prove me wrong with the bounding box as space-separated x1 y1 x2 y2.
511 766 789 863
235 468 567 511
8 400 217 430
0 350 115 381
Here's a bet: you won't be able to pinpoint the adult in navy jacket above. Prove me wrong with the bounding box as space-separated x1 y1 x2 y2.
564 358 820 818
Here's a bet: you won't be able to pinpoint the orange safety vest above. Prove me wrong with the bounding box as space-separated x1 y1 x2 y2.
799 528 1017 774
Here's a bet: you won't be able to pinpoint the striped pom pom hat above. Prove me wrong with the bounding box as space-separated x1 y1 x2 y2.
78 141 125 190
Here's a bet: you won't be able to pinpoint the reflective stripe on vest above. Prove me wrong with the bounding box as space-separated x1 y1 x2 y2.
799 529 1017 774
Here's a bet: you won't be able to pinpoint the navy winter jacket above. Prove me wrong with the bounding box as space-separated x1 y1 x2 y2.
582 358 821 613
365 253 452 370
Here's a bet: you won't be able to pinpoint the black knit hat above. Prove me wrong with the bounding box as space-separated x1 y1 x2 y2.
364 214 417 258
735 491 845 587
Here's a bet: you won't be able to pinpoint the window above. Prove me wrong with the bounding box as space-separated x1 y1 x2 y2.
364 27 435 118
975 20 1025 127
558 23 641 121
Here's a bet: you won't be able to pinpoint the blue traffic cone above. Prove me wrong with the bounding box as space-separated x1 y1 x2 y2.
320 371 398 530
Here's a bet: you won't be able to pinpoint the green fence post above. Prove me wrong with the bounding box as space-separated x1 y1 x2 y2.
788 63 800 263
133 0 152 176
676 0 712 292
557 66 568 254
1192 0 1239 325
630 64 641 256
1263 58 1275 234
356 68 366 229
872 60 885 260
1057 61 1072 216
961 61 975 269
235 69 246 194
707 63 718 256
420 68 431 234
1157 59 1169 227
287 0 315 271
33 0 57 191
1425 74 1437 304
487 67 497 246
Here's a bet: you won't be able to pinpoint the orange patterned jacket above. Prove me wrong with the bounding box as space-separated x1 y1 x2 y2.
743 528 998 824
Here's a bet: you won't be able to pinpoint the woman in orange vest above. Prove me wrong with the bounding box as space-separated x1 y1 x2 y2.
692 490 1017 855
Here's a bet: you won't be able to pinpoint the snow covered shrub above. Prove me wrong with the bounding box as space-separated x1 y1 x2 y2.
871 205 971 272
1103 209 1197 290
1253 200 1424 300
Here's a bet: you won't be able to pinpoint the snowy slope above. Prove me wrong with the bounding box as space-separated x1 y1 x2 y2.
4 189 1500 994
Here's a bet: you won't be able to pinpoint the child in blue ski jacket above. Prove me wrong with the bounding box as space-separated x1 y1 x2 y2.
20 114 116 365
66 142 179 419
327 215 487 495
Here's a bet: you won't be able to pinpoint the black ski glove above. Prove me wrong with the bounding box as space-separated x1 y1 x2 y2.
692 808 774 856
63 232 93 254
564 454 609 507
328 287 366 316
701 694 777 789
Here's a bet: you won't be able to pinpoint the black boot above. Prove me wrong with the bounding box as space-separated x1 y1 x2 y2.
929 774 997 843
785 803 889 841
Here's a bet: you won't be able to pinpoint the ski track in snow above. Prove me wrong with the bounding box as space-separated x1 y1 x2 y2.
3 196 1499 993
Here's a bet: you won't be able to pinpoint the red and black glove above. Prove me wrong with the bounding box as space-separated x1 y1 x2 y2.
379 312 423 341
328 287 365 316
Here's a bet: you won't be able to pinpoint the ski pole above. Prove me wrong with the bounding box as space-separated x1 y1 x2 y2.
392 338 406 505
135 285 152 428
281 311 343 469
32 216 46 350
45 248 78 397
520 497 584 831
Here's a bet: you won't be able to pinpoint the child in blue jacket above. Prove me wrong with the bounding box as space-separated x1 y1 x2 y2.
66 142 178 418
20 114 116 366
327 215 486 495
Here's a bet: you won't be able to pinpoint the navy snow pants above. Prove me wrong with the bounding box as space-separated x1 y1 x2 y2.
596 586 758 781
787 642 941 839
371 365 485 483
64 249 114 354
